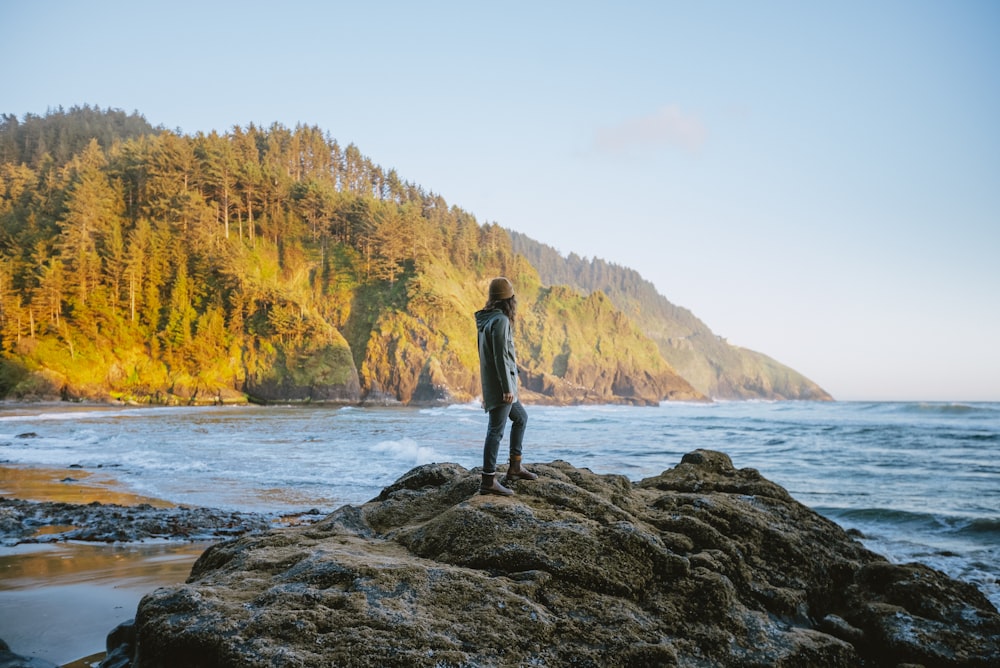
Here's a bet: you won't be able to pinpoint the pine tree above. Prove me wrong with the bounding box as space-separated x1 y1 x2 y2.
194 130 237 239
59 139 123 318
164 261 197 350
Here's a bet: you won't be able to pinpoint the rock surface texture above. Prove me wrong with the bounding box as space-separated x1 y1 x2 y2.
123 451 999 667
0 499 278 544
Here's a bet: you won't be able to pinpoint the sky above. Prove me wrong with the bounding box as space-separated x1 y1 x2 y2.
3 0 998 401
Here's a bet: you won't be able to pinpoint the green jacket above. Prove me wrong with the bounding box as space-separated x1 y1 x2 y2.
475 308 518 412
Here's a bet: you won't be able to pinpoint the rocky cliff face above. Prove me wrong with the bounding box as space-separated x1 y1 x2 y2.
243 335 361 404
120 451 998 667
511 231 833 401
353 273 704 407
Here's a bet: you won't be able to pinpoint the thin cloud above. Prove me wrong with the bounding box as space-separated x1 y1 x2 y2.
595 105 707 155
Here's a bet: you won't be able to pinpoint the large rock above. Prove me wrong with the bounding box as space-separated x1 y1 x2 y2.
126 451 999 667
243 336 361 404
0 638 58 668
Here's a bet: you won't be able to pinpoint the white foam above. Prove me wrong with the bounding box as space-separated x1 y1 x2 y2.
370 438 440 466
418 401 481 417
447 401 482 411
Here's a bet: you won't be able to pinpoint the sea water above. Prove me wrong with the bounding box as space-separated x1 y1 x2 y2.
1 400 997 608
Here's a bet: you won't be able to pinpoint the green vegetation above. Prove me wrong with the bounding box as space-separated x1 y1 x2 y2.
511 231 833 400
0 107 822 405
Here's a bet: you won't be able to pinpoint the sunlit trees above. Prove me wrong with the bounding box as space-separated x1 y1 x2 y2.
124 218 152 325
232 125 262 243
0 255 25 348
59 139 125 323
36 255 65 329
194 130 237 239
164 261 196 351
0 106 531 402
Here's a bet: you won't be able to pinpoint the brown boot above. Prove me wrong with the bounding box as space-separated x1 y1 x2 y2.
503 455 538 483
480 473 514 496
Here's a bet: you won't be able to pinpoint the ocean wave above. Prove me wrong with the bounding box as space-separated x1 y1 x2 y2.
825 507 1000 540
657 400 710 409
573 404 625 410
829 506 940 525
961 517 1000 536
370 438 440 466
446 401 481 411
0 405 229 423
846 401 1000 417
896 402 999 416
418 401 481 416
114 453 214 474
572 416 615 425
0 409 124 422
949 431 1000 442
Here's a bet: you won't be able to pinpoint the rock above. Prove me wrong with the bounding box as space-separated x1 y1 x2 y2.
99 620 136 668
818 614 865 644
128 450 1000 667
0 499 277 544
0 638 58 668
243 337 361 405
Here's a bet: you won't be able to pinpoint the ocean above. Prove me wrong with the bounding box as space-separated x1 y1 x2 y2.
1 400 998 609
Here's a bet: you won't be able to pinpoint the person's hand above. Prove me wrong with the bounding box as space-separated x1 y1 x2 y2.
502 392 514 404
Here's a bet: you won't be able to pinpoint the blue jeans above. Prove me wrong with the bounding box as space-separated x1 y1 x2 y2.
482 400 527 473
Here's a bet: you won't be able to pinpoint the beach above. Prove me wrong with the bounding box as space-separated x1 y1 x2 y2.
2 400 998 664
0 466 210 666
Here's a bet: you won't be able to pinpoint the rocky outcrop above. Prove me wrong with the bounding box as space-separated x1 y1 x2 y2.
517 287 706 405
117 451 998 667
354 282 704 407
659 334 834 401
0 498 288 545
519 365 704 406
0 638 57 668
243 333 361 405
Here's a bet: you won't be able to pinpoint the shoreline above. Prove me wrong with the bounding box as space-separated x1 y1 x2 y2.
3 403 997 663
0 464 175 508
0 466 215 666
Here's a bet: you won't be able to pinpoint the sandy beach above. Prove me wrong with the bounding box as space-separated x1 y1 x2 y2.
0 466 211 666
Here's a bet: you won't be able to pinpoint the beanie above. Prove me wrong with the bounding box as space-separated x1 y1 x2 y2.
488 277 515 301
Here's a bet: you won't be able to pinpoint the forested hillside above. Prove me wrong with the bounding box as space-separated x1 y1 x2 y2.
0 106 704 405
511 232 832 400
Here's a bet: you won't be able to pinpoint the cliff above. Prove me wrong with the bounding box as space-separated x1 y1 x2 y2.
349 260 702 407
110 451 997 667
511 232 832 401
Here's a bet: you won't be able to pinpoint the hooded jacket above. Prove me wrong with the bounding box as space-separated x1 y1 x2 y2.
475 308 518 412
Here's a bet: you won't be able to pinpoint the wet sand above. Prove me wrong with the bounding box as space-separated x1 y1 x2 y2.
0 464 174 508
0 466 210 666
1 540 207 665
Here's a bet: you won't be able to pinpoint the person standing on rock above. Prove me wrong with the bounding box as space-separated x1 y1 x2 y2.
475 277 538 496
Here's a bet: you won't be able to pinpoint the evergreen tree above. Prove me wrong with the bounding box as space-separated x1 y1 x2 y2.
59 139 123 319
194 130 237 239
164 261 197 351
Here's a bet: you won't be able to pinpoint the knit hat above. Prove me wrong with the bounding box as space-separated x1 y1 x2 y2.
488 277 515 301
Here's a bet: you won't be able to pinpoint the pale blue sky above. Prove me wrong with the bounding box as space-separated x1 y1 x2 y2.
3 0 998 401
